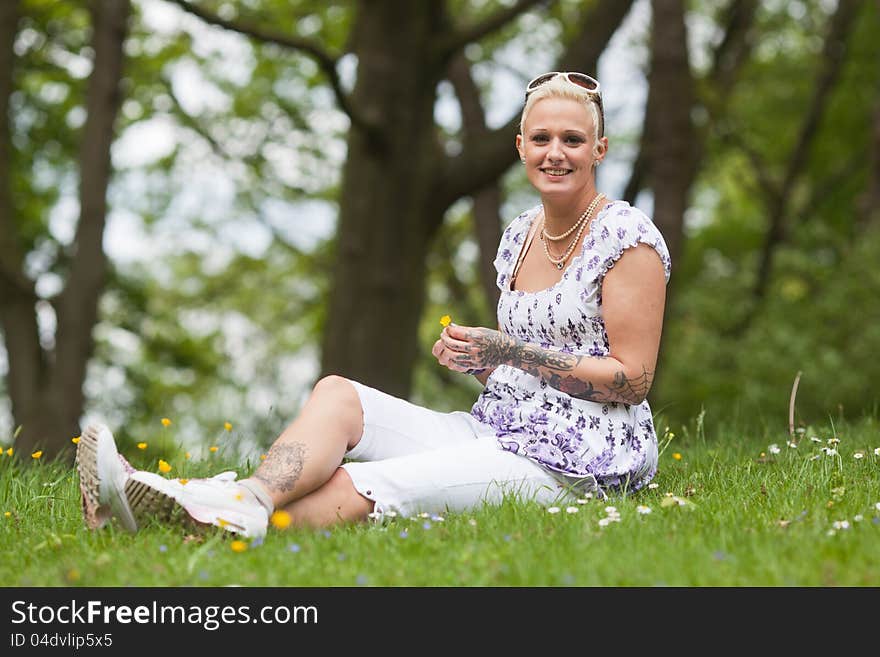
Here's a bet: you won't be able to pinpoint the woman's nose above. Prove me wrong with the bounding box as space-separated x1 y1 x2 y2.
546 137 564 161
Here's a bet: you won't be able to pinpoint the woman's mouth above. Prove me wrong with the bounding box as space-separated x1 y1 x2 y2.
540 167 572 177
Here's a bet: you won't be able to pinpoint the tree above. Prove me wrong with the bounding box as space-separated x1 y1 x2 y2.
0 0 130 459
167 0 639 398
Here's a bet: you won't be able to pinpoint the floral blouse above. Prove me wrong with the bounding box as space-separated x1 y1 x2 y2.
470 200 672 494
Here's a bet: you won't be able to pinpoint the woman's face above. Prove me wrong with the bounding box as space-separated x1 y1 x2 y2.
516 96 605 200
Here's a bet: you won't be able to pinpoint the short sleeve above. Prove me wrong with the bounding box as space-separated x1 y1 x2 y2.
591 203 671 284
494 206 539 291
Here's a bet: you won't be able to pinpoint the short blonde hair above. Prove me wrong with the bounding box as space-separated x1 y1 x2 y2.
519 75 604 151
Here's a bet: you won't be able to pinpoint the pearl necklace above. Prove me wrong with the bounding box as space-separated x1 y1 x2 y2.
541 193 605 270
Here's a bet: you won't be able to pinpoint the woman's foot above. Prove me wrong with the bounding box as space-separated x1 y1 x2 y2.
76 421 268 538
76 423 138 532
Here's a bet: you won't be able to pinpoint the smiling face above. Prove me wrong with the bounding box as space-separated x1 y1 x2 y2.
516 96 607 201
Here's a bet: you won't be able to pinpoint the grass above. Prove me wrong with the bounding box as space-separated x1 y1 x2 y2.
1 415 879 587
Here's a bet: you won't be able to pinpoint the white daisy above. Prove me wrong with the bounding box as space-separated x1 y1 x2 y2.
768 444 781 454
547 506 561 514
565 506 579 514
636 505 652 515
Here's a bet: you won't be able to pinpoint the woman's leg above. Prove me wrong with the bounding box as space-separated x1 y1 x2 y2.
278 468 373 528
243 375 366 509
275 440 586 529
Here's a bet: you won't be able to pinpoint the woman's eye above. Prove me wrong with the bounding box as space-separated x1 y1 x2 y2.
531 135 549 143
565 136 585 144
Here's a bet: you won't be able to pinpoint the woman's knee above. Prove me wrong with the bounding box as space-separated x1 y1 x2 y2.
310 375 364 444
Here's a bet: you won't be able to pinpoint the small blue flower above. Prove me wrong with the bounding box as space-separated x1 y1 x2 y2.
158 544 167 553
399 530 408 538
288 543 301 553
422 521 432 530
356 574 368 586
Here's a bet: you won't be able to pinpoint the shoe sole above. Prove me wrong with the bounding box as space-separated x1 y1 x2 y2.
123 475 254 535
76 425 138 532
123 477 190 528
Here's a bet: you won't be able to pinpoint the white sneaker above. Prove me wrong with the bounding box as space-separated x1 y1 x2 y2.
125 471 269 539
76 423 138 532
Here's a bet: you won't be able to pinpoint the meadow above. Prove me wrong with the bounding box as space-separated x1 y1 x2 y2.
2 414 878 587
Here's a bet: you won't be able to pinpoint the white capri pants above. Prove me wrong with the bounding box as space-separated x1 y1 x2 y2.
339 379 596 520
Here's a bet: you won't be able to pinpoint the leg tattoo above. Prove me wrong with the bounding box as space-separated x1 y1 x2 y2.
253 441 307 494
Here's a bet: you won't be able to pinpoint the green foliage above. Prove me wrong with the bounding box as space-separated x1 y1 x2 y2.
652 0 880 429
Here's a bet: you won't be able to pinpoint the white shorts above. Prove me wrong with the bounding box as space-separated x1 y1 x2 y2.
340 380 596 520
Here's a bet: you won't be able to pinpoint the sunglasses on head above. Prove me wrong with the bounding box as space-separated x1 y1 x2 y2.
524 72 604 137
526 71 601 97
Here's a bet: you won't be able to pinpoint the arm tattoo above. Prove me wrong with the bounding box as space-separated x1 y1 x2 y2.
506 335 654 404
253 441 307 494
606 367 654 404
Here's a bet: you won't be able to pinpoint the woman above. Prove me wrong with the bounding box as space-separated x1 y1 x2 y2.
77 72 670 538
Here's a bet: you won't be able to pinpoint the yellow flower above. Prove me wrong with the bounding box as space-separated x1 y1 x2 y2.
161 418 171 427
230 540 248 553
209 446 218 453
4 512 11 518
137 442 147 450
185 452 192 460
158 459 172 474
5 447 11 456
31 450 43 460
260 454 267 461
179 479 189 485
439 315 452 327
672 452 682 461
224 422 232 432
271 510 292 530
66 568 80 583
72 436 80 444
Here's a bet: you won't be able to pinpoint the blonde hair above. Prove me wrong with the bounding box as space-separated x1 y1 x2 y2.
519 76 604 156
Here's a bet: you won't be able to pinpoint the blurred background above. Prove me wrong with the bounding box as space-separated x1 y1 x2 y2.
1 0 878 461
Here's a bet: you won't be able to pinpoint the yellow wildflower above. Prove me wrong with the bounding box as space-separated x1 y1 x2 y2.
260 454 267 461
230 540 247 553
185 452 192 460
4 512 11 518
161 418 171 427
179 479 189 485
672 452 682 461
224 422 232 432
31 450 43 460
137 442 147 450
158 459 172 474
439 315 452 327
271 510 292 530
209 446 218 453
5 447 12 456
72 436 80 444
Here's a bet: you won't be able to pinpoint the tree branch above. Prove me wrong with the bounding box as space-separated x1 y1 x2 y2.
623 0 758 204
164 0 373 134
437 0 551 58
447 53 502 315
749 0 861 307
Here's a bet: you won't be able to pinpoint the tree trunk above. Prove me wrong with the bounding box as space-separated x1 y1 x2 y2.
12 0 130 460
320 1 445 396
0 1 46 446
646 0 695 269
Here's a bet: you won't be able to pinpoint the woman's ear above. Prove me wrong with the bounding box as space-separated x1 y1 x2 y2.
515 133 525 162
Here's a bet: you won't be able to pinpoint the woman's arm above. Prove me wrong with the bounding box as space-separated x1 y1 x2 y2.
441 244 666 404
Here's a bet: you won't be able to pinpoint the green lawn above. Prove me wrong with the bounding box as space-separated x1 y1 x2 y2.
2 415 878 586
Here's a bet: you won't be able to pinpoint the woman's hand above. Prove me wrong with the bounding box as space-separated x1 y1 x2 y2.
439 324 518 371
432 336 471 373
